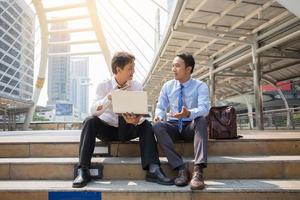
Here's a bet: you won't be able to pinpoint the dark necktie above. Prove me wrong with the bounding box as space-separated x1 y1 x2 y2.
178 84 184 133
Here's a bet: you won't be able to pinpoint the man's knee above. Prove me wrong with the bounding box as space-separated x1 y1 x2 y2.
140 119 151 128
194 117 208 134
137 120 152 134
83 116 99 125
152 122 165 136
82 116 100 133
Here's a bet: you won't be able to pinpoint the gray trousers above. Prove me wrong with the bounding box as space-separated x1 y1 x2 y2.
153 117 208 170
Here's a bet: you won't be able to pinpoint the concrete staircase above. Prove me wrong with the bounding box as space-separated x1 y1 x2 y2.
0 130 299 200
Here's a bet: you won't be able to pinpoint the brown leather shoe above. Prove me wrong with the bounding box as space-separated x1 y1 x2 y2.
190 170 205 190
174 169 190 186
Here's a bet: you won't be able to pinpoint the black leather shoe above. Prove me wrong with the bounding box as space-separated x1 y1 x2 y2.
72 168 91 188
146 167 174 185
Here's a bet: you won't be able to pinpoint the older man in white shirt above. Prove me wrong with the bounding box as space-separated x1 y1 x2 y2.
73 51 173 188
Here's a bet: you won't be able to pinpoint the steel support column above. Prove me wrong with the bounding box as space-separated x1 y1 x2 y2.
209 62 216 106
247 104 254 129
252 41 264 130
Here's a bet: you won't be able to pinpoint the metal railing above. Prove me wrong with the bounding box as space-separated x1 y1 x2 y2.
0 121 83 131
237 107 300 130
2 107 300 131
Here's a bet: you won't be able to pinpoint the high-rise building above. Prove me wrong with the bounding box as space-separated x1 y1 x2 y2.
0 0 35 102
70 57 89 120
47 22 70 105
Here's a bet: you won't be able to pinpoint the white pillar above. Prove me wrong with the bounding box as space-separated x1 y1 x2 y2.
23 0 49 130
247 103 254 129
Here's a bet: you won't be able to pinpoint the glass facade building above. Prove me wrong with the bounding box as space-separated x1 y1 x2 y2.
47 22 70 105
0 0 35 101
70 57 89 120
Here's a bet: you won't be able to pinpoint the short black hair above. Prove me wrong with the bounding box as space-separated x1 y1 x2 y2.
176 52 195 73
111 51 135 74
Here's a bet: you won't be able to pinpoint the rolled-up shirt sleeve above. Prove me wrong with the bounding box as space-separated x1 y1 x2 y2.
90 83 111 116
189 83 209 119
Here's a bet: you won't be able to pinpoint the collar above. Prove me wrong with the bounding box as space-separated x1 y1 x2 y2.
176 77 193 88
112 76 131 89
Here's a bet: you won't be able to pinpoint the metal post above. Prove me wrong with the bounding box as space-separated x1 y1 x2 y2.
252 42 264 130
8 112 12 131
4 108 7 131
12 111 14 130
247 104 254 129
209 61 216 106
291 109 295 130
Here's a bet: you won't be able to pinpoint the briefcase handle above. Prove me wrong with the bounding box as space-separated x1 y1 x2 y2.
210 107 234 127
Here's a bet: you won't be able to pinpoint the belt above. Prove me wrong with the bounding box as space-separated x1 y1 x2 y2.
168 120 192 124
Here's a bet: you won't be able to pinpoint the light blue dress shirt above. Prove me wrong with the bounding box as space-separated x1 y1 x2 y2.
155 78 209 121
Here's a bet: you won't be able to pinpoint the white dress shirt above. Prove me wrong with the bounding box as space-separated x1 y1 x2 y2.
90 76 145 127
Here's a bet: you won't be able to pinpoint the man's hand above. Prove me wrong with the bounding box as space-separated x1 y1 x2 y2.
122 113 142 125
96 105 103 111
107 93 112 101
154 116 164 122
170 106 190 119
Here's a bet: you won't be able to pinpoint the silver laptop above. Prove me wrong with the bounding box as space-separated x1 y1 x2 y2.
111 90 148 115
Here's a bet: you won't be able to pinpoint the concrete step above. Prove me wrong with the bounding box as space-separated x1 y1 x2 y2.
110 138 300 157
1 130 300 158
0 156 299 180
0 179 299 200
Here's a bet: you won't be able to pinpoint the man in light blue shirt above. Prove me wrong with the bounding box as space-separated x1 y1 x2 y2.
153 52 209 190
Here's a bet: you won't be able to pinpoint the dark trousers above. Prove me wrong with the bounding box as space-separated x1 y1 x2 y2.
153 117 208 170
78 116 160 170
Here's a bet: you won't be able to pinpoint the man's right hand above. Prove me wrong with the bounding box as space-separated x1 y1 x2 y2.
96 105 103 111
154 116 163 122
122 113 141 125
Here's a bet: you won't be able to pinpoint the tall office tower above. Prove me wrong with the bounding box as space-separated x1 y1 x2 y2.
47 22 70 105
0 0 35 102
70 57 89 120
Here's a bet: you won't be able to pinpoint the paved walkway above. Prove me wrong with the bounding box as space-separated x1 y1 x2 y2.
0 180 299 192
1 130 300 143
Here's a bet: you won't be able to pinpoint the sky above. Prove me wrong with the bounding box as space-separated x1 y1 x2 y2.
30 0 172 108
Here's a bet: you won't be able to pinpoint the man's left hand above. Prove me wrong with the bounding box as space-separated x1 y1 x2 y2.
122 113 142 125
171 106 190 119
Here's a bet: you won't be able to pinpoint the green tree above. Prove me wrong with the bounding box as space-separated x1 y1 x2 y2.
33 113 50 121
